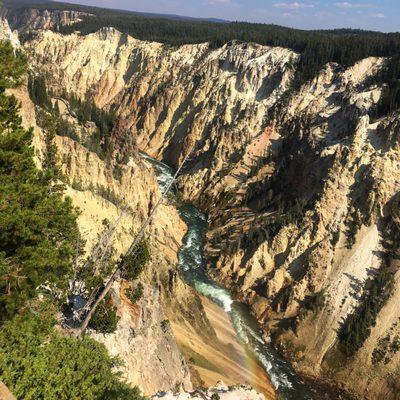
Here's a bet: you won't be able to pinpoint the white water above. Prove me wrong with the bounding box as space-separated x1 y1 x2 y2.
142 153 313 400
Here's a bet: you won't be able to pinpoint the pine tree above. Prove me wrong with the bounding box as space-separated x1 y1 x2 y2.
54 99 60 115
28 75 51 109
0 303 145 400
0 42 78 319
0 37 146 400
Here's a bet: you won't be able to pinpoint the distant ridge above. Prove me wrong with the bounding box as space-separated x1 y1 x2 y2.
3 0 229 23
108 10 228 24
3 0 400 106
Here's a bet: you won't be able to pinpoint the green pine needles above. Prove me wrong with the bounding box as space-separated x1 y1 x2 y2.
0 303 145 400
0 42 78 320
0 40 146 399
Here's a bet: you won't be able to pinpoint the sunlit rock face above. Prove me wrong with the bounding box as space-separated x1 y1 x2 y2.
151 382 265 400
1 7 91 34
12 79 194 396
15 12 400 399
0 17 20 48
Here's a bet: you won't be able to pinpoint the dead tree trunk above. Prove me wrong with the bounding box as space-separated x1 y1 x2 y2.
75 151 191 336
72 212 125 319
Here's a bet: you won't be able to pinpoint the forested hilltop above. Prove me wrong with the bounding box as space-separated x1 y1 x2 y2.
3 1 400 398
3 0 400 116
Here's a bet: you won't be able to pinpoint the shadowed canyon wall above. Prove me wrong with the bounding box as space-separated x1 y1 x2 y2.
4 9 400 398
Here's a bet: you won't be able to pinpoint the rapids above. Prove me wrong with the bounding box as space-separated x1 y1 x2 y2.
142 153 313 400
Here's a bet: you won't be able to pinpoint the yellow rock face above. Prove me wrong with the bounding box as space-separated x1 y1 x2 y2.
21 23 400 398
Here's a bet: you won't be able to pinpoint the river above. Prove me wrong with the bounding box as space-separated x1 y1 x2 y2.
142 153 314 400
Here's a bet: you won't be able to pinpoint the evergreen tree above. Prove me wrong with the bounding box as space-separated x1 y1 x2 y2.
28 75 51 109
119 239 150 280
88 293 120 334
0 39 146 399
53 99 60 115
0 303 145 400
0 42 78 320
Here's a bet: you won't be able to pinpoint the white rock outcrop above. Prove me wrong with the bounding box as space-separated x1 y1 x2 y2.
18 20 400 399
151 382 265 400
0 18 20 48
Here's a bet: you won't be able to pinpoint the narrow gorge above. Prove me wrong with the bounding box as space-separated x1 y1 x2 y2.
144 153 313 399
1 2 400 400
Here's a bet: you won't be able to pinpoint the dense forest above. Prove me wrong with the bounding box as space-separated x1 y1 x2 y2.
0 38 145 399
2 0 400 370
4 0 400 114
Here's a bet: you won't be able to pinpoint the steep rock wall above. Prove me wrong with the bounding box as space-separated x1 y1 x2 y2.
11 79 194 396
20 24 400 399
24 28 297 175
1 7 91 34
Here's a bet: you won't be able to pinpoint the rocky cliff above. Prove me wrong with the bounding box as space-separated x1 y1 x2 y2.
1 7 91 34
151 381 265 400
1 15 272 399
11 80 197 395
0 16 19 48
3 23 196 394
7 10 400 399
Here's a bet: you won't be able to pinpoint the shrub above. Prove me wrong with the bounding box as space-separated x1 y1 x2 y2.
119 239 150 281
125 282 144 304
88 294 120 334
71 179 85 191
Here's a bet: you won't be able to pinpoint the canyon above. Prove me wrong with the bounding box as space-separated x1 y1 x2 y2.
2 4 400 400
12 68 275 400
1 14 275 400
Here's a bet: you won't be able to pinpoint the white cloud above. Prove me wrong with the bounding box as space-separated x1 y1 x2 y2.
207 0 231 4
335 2 385 20
370 12 385 19
334 2 371 9
273 2 314 10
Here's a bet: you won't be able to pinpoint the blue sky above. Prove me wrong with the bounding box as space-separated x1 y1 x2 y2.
62 0 399 32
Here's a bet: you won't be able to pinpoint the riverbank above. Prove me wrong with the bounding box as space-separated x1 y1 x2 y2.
144 153 313 400
171 296 275 399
